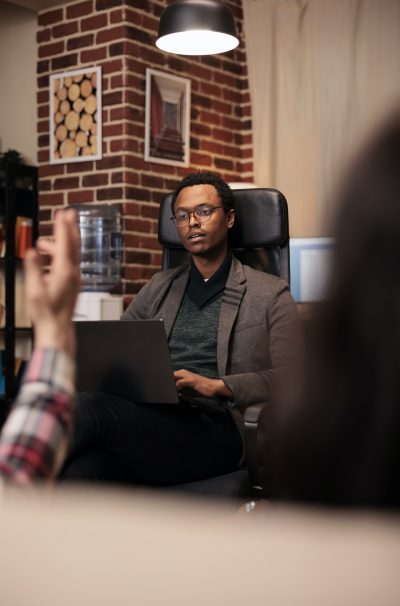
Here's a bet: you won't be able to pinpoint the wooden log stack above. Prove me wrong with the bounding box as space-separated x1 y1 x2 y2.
52 70 98 160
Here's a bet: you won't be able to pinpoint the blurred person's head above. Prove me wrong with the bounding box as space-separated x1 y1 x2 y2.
275 110 400 509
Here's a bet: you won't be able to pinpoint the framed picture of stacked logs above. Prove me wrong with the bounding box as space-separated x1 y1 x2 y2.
49 66 102 164
145 68 191 167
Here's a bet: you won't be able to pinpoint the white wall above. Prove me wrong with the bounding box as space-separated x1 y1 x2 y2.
0 1 37 165
244 0 400 237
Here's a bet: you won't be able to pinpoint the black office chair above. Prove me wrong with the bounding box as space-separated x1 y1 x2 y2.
158 188 290 500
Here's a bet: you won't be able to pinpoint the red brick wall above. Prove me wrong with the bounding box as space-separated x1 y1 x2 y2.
36 0 253 299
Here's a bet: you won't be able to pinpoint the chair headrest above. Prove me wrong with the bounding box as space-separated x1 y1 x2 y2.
158 188 289 248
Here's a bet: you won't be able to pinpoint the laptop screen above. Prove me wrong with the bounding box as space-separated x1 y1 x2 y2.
75 320 179 404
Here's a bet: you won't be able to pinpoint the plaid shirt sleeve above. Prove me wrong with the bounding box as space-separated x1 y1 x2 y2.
0 348 76 486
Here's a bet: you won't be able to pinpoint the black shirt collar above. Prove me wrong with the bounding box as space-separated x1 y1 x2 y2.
186 252 232 309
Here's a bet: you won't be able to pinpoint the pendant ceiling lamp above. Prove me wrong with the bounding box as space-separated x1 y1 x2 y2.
156 0 239 56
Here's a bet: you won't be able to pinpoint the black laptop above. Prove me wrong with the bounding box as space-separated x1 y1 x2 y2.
74 320 179 404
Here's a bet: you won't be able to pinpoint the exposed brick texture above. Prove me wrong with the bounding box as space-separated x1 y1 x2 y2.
66 1 94 20
37 0 253 296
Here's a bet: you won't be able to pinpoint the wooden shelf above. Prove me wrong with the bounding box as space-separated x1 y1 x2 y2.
0 327 32 332
0 163 38 416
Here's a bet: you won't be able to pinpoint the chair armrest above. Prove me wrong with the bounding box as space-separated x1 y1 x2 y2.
243 402 270 494
243 402 265 424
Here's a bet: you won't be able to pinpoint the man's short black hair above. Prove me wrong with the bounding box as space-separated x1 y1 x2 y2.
170 172 234 212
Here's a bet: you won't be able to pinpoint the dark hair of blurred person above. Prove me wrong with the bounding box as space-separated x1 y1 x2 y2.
274 110 400 509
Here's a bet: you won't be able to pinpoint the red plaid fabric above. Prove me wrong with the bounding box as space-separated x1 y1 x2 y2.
0 349 75 485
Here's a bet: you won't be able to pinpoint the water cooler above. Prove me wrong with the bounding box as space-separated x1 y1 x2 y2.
72 204 124 321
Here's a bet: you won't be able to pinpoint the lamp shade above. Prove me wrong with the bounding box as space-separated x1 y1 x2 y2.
156 0 239 56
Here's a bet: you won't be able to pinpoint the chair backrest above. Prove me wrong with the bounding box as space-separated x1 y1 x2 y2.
158 188 290 284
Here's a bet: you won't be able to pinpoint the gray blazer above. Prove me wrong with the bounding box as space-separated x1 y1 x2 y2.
122 256 301 418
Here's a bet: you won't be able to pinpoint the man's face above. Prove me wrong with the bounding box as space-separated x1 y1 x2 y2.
173 184 235 258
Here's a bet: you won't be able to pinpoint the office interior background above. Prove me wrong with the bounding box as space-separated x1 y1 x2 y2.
1 3 400 604
1 0 400 301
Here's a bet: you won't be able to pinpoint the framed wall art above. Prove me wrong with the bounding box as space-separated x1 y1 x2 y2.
145 68 191 167
49 66 102 164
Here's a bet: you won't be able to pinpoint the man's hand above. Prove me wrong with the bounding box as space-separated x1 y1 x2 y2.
24 208 81 357
174 369 233 399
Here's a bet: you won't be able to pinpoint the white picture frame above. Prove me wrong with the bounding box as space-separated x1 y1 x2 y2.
49 66 102 164
145 68 191 167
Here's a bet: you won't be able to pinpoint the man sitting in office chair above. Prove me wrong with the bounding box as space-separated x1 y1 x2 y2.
61 172 301 487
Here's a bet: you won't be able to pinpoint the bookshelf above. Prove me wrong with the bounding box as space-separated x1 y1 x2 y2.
0 163 38 423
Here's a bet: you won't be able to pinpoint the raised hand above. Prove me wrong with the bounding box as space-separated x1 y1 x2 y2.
24 208 81 356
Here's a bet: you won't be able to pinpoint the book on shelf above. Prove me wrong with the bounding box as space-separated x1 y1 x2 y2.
0 215 33 258
0 336 32 399
0 265 31 328
0 356 29 400
15 216 33 259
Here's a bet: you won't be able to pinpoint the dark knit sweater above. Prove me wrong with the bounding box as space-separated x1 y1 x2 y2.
169 294 222 378
168 256 232 410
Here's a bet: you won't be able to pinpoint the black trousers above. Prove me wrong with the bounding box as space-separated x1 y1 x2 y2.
60 391 243 486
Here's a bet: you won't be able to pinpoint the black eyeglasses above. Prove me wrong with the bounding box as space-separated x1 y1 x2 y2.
171 204 225 228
